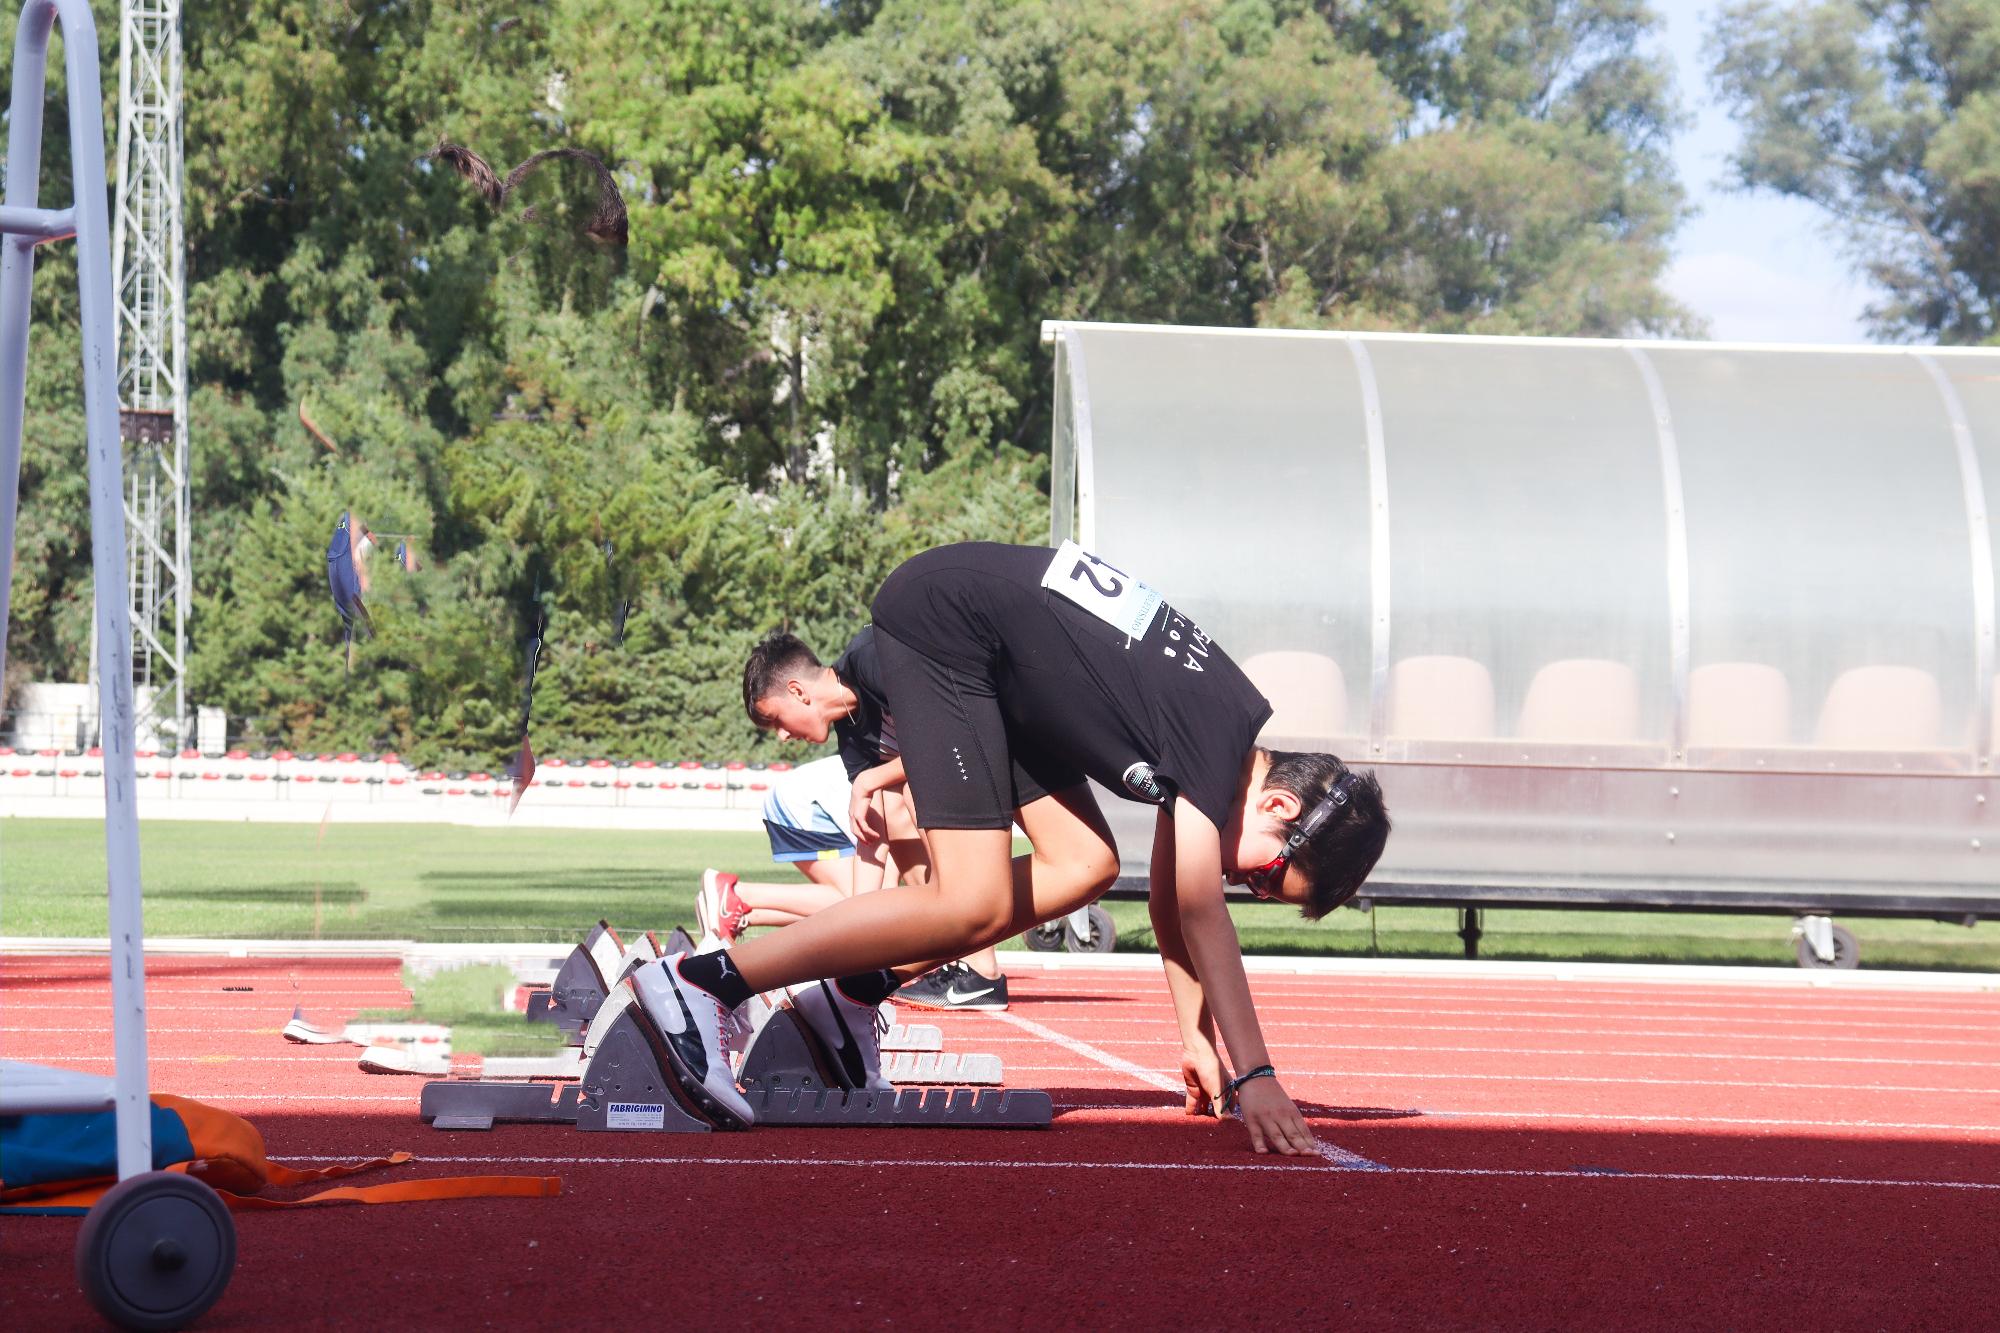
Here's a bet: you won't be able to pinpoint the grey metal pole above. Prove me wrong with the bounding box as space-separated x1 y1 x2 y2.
0 0 152 1181
65 0 150 1183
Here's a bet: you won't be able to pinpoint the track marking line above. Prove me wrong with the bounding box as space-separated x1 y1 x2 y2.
1016 1056 2000 1088
986 1012 2000 1047
1003 997 2000 1035
960 1032 2000 1070
1016 979 2000 1016
285 1152 2000 1191
986 1008 1390 1171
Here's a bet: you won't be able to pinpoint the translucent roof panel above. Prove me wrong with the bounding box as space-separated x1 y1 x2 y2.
1366 339 1670 746
1653 347 1974 757
1065 326 1372 743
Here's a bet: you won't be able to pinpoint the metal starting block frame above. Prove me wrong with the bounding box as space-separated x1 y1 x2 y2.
423 1002 1048 1132
737 1010 1044 1124
523 921 624 1036
424 995 710 1132
523 923 698 1037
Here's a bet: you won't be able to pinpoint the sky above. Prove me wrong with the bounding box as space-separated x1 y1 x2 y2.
1652 0 1873 344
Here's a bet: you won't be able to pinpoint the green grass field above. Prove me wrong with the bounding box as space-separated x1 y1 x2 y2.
5 816 1999 971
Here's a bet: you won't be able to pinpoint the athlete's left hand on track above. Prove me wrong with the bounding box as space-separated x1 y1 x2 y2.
1237 1079 1316 1156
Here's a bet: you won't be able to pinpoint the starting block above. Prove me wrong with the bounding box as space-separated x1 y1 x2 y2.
422 997 1048 1132
522 921 626 1035
523 923 697 1036
424 991 711 1132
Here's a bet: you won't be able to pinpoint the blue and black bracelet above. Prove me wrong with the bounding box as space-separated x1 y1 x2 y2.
1225 1064 1277 1102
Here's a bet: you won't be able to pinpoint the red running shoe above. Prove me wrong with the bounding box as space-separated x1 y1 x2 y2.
695 869 750 944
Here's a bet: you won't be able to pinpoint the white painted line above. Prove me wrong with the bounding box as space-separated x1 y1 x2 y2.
967 1034 2000 1070
987 1008 1390 1171
281 1152 2000 1191
1004 1064 2000 1098
954 1012 2000 1048
984 1009 1181 1094
1419 1107 2000 1134
1010 997 2000 1035
1015 978 2000 1015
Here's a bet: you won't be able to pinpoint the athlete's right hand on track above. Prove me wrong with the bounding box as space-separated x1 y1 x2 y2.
1180 1042 1227 1118
1237 1078 1317 1156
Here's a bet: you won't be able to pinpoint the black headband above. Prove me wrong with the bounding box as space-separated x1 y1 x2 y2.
1282 773 1358 855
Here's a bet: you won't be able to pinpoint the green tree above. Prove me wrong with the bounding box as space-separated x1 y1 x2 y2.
1708 0 2000 340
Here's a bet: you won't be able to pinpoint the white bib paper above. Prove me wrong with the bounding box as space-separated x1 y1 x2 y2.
1040 540 1163 639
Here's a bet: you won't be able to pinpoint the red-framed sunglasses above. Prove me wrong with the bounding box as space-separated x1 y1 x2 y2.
1243 775 1357 900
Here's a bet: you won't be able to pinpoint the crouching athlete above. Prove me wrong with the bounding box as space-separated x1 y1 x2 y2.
628 541 1391 1154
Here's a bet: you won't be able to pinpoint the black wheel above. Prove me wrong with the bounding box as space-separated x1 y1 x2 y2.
1021 921 1066 952
1795 923 1860 970
76 1171 236 1331
1066 904 1117 954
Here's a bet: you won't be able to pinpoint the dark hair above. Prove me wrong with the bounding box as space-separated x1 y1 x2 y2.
1260 750 1391 920
742 631 824 727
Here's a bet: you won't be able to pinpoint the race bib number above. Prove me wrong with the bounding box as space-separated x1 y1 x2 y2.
1041 541 1163 639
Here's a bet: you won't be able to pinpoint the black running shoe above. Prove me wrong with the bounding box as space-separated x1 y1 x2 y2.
897 961 1009 1011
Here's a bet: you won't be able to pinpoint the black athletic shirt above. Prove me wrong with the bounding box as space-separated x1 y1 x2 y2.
832 626 899 782
871 542 1272 830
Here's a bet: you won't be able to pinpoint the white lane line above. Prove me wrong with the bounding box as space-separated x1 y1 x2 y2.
965 1013 2000 1048
1006 998 2000 1035
955 1032 2000 1070
1016 976 2000 1008
1421 1107 2000 1134
986 1008 1390 1171
282 1152 2000 1191
1000 1056 2000 1088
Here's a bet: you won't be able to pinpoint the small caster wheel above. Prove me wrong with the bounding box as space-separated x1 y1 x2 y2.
1021 921 1066 952
1794 923 1859 970
76 1171 236 1330
1066 904 1117 954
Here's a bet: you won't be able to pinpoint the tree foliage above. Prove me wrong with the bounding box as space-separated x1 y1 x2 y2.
8 0 1687 763
1709 0 2000 341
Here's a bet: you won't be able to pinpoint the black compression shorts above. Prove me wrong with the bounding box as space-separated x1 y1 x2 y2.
870 626 1082 830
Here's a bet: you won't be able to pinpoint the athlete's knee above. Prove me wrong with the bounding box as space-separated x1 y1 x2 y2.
1037 840 1119 898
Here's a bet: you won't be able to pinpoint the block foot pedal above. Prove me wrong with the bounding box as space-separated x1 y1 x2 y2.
524 921 624 1037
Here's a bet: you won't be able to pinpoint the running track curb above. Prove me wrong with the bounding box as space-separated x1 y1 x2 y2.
5 937 1997 991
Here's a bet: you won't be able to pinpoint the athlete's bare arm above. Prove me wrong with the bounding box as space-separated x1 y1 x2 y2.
1163 796 1317 1156
848 756 907 842
1149 807 1225 1117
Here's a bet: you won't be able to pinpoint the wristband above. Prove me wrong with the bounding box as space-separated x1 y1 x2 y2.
1224 1064 1277 1105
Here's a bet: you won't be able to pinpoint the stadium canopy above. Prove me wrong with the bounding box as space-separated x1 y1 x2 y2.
1044 321 2000 911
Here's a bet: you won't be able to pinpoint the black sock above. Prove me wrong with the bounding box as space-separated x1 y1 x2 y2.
834 968 902 1007
675 950 754 1010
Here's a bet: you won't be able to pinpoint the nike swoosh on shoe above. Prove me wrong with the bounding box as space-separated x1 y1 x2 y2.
658 968 708 1082
945 984 996 1004
819 982 867 1087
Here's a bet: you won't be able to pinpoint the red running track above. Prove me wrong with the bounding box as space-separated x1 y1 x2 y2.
4 954 1999 1329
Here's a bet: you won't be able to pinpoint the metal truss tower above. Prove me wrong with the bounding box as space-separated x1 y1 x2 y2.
107 0 190 745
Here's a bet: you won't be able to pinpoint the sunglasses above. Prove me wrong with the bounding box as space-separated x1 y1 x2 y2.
1243 774 1358 902
1242 852 1291 900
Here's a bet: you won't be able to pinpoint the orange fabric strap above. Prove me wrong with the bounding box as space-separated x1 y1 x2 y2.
217 1175 561 1209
